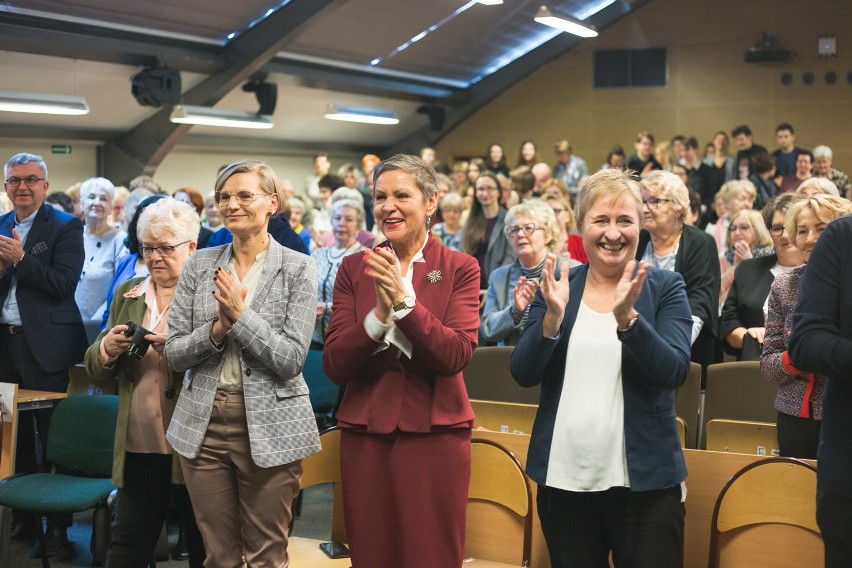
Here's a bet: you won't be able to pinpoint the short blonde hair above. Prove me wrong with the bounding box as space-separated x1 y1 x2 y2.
214 160 286 215
784 194 852 246
640 170 690 220
545 194 576 233
540 178 571 202
719 180 756 211
574 168 642 231
726 209 771 249
138 198 200 244
505 199 561 252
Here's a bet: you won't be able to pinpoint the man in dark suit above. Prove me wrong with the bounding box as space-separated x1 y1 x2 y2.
0 152 88 554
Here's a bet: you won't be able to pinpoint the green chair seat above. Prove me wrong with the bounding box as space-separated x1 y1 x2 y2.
0 474 115 513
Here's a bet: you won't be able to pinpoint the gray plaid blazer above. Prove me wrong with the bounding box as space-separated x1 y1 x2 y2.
164 239 321 467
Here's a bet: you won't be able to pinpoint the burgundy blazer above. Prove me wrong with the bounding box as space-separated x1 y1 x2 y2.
323 236 480 433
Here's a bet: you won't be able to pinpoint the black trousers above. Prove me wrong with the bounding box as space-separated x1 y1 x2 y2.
776 411 821 460
105 452 205 568
817 483 852 568
537 484 684 568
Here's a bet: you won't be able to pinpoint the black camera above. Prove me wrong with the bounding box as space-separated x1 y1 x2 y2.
123 321 153 360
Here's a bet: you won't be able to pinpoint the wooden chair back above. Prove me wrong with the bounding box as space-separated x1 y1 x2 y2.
466 438 533 566
298 427 346 542
702 361 777 448
464 347 540 404
709 457 819 568
676 416 687 449
706 419 778 455
470 399 537 435
675 362 702 448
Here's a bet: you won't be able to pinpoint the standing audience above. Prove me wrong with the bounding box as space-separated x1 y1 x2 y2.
481 199 574 346
511 168 691 568
323 154 480 567
311 198 366 349
165 160 320 567
720 194 804 359
85 198 205 567
0 152 88 554
75 177 128 321
761 194 852 459
463 172 513 289
788 213 852 568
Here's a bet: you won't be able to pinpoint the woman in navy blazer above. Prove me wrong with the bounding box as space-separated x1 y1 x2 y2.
511 168 692 568
323 155 480 568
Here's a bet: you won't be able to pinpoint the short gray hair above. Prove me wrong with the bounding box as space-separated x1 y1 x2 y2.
640 170 690 220
331 198 366 225
813 145 833 160
5 152 48 179
505 198 561 252
80 177 116 203
373 154 438 201
138 198 200 244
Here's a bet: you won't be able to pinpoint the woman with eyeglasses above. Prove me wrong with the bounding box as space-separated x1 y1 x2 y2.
720 194 805 360
463 172 514 290
75 177 128 321
164 160 320 567
637 170 721 373
85 198 205 567
481 200 577 346
761 194 852 458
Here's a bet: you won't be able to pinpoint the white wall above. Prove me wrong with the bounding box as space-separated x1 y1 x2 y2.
0 141 98 193
156 149 363 197
0 140 363 199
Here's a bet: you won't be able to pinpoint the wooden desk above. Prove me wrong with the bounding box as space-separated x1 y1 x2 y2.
0 384 68 479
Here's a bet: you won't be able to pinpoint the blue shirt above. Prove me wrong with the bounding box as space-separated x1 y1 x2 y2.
1 209 38 325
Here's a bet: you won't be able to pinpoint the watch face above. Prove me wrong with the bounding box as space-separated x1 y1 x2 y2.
404 296 415 308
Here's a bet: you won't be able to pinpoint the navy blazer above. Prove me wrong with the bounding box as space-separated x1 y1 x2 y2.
511 264 692 492
0 205 88 375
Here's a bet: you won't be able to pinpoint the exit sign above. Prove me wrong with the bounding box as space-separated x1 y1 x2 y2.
51 144 72 155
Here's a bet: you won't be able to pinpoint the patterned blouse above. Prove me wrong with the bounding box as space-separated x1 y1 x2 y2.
760 265 825 419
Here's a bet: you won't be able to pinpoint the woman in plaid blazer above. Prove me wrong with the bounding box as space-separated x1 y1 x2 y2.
165 160 320 567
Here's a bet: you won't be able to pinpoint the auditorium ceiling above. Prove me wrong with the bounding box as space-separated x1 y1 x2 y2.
0 0 647 176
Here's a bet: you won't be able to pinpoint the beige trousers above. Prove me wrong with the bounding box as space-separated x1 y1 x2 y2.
179 390 302 568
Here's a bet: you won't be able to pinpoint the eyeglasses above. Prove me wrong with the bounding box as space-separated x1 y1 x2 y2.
729 224 753 233
216 191 268 206
769 225 786 237
5 176 46 188
642 197 671 209
505 223 542 238
140 241 190 257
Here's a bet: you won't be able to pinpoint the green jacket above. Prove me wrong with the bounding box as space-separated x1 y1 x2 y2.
84 276 184 488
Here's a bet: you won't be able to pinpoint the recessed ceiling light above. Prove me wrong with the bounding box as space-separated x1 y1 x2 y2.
324 105 399 125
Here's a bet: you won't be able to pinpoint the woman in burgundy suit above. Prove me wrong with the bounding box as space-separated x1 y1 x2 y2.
323 154 481 567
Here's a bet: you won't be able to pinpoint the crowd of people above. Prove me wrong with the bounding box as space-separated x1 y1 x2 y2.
0 120 850 567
